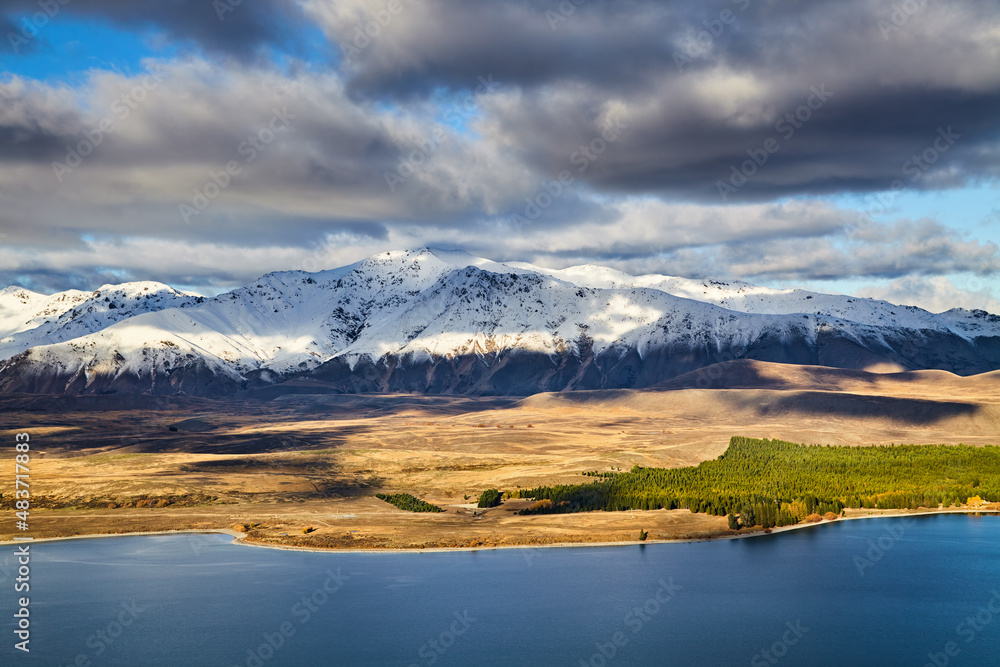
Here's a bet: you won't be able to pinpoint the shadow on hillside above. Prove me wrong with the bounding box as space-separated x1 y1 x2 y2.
174 455 384 500
716 390 979 425
132 425 373 455
653 359 897 391
268 392 522 417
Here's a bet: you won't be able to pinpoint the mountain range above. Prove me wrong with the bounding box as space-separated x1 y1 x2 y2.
1 248 997 397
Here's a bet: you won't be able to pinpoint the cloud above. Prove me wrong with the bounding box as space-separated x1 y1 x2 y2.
313 0 1000 100
857 275 1000 314
305 0 1000 200
0 0 997 308
0 59 535 247
2 196 996 298
622 218 1000 282
304 0 680 96
474 67 1000 203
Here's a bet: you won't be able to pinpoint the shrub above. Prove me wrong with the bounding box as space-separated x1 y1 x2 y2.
521 499 553 515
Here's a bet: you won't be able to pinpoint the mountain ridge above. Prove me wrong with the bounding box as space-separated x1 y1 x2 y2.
1 248 998 396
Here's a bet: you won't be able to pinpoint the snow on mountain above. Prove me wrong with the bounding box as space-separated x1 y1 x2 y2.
0 282 201 360
0 248 997 396
0 286 90 339
521 264 995 336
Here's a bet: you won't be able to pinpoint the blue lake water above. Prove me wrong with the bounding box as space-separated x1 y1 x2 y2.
2 513 999 666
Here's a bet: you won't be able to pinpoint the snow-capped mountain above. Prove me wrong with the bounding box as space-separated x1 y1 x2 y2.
1 248 998 396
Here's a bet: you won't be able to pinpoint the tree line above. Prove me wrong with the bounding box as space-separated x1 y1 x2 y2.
514 436 999 528
375 493 444 513
477 489 503 508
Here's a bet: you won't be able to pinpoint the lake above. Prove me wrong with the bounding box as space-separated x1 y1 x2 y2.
2 513 999 666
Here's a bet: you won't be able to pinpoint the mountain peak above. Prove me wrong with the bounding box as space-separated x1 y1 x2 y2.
0 251 997 397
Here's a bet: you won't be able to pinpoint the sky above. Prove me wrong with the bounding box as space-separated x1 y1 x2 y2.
0 0 997 313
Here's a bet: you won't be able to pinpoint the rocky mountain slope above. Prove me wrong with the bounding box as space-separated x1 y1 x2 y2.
1 248 997 396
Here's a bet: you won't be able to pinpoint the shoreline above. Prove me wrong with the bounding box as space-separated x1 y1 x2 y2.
3 508 996 554
0 528 247 545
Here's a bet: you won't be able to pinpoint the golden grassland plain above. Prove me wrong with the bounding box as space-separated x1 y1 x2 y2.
2 361 999 550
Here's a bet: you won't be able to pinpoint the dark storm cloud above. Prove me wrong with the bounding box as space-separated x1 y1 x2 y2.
0 0 997 302
318 0 1000 200
3 0 996 206
556 87 1000 202
328 0 685 98
329 0 999 97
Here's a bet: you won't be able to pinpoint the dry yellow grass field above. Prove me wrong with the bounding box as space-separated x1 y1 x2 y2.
2 360 998 548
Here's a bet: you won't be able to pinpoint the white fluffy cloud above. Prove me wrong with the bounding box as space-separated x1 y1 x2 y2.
858 276 1000 314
